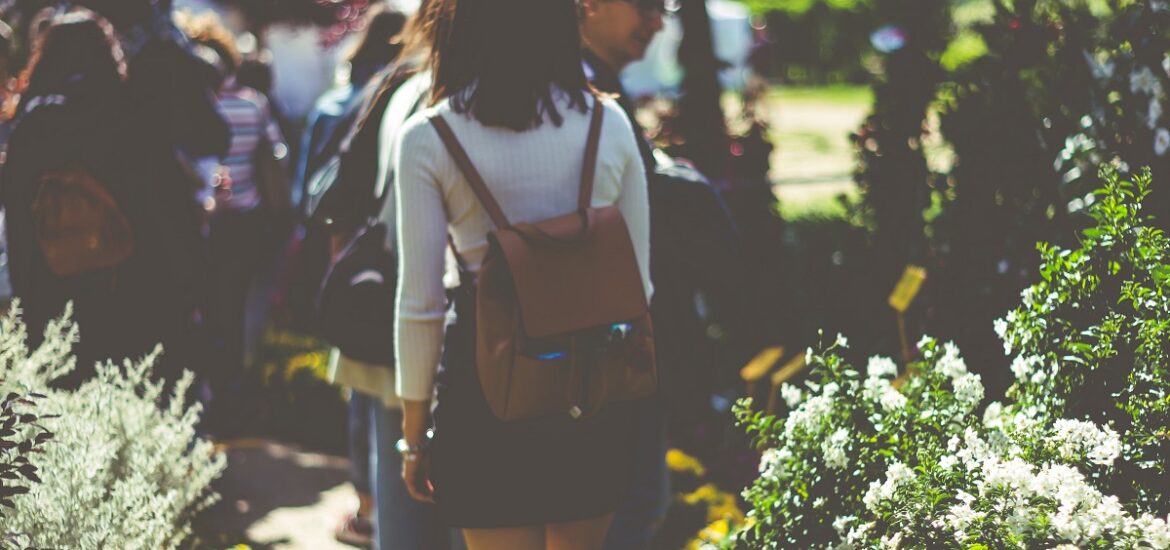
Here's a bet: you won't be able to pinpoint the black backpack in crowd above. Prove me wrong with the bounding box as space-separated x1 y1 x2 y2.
308 61 430 364
290 63 415 335
304 64 417 230
316 222 396 365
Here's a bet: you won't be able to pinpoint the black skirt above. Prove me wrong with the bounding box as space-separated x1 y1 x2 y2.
429 289 640 528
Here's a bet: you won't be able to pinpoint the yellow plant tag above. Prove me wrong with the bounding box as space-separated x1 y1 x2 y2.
770 354 807 387
888 265 927 312
739 346 784 383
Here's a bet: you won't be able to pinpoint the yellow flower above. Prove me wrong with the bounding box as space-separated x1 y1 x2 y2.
685 519 734 549
667 448 707 477
683 484 746 524
284 351 330 382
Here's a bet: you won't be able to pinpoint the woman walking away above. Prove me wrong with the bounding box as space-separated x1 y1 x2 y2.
2 10 176 386
394 0 652 548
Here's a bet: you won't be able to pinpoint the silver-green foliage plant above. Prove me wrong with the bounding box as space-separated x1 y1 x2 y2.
0 305 226 550
0 388 52 517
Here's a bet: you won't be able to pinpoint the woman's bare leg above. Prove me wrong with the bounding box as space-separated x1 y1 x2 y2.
463 526 545 550
546 513 614 550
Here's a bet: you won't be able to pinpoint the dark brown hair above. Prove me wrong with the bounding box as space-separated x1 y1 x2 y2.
426 0 592 131
345 4 407 75
18 9 125 107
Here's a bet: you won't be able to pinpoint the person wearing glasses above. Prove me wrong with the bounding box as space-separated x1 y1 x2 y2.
577 3 668 549
581 2 749 549
394 0 651 549
579 0 665 170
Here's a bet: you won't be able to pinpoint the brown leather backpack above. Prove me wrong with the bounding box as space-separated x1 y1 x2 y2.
32 166 133 277
430 102 656 422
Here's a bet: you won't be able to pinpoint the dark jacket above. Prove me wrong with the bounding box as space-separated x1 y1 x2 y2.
2 82 185 384
583 51 751 422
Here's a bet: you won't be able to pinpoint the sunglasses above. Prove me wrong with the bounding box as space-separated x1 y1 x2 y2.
620 0 668 18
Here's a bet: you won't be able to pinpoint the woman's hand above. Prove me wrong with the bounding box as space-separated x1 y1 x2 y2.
401 399 435 503
402 450 434 503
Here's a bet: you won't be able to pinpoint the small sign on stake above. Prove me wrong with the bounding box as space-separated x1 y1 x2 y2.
888 265 927 312
889 266 927 363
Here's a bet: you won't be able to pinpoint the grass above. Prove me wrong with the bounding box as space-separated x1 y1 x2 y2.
766 84 873 106
776 181 859 221
763 84 870 187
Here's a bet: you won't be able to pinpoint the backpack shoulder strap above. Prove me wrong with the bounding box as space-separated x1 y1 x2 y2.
578 98 605 210
429 114 511 229
340 65 412 154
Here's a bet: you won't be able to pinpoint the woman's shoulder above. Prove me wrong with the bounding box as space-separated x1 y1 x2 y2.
595 95 630 122
593 96 638 149
395 102 449 157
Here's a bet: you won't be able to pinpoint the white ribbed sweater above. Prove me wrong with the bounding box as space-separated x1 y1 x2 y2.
392 94 652 401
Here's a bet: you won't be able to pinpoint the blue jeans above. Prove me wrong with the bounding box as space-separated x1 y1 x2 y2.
369 400 467 550
603 400 670 550
349 393 373 495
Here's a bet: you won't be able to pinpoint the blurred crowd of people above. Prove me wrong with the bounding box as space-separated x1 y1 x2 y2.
0 0 761 548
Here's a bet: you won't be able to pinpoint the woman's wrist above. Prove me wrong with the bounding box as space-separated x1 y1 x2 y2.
401 399 432 445
395 432 431 461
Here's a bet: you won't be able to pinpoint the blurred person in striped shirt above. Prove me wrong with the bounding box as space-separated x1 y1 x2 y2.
180 11 288 429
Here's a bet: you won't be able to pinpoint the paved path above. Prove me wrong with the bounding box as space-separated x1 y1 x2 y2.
196 439 360 550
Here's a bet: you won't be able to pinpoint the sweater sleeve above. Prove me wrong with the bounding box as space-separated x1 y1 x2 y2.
393 115 450 401
612 114 654 302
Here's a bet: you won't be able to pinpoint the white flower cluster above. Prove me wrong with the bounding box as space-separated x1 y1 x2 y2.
784 393 835 438
863 462 915 512
780 383 804 408
1049 419 1122 466
0 306 225 549
1009 355 1049 385
863 376 906 412
929 341 984 412
953 372 985 411
758 447 790 480
832 515 874 550
862 355 905 412
911 422 1166 548
867 356 898 379
994 307 1038 356
976 459 1169 547
822 428 850 471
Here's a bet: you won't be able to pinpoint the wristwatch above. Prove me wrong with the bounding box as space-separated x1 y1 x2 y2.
395 429 434 462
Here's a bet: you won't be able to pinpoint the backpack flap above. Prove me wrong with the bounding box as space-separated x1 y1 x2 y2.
33 167 133 276
492 205 647 339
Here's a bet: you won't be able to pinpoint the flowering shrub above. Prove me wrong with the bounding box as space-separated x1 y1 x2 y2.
737 339 1170 548
0 305 225 549
733 336 984 547
859 406 1169 548
736 171 1170 548
997 169 1170 510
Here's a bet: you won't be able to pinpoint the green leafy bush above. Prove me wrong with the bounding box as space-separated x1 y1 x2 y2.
997 168 1170 511
736 171 1170 548
733 336 985 547
0 305 225 549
